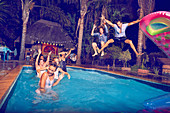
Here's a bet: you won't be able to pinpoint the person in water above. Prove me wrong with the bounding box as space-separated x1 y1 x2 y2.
35 49 52 78
53 56 71 80
98 15 143 57
91 21 108 56
59 48 75 72
70 53 77 63
36 63 70 93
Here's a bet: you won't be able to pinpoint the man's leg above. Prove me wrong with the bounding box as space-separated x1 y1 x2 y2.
98 39 114 53
92 42 98 56
124 39 143 56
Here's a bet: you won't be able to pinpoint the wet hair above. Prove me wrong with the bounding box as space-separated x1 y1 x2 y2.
38 54 45 65
53 56 59 61
59 54 63 57
50 62 58 70
39 54 44 59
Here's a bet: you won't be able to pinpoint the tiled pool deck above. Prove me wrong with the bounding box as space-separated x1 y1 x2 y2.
0 61 170 106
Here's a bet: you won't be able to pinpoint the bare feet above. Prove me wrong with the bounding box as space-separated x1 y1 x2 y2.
92 53 98 57
101 51 104 56
98 49 101 54
136 53 144 57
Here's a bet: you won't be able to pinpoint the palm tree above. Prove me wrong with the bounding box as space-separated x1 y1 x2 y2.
76 0 87 65
0 1 9 25
19 0 34 60
38 1 71 26
19 0 73 60
137 0 155 65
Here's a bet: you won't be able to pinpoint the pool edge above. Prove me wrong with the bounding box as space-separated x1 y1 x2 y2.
0 65 24 109
68 65 170 87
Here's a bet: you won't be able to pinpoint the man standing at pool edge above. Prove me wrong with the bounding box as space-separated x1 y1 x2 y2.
98 15 143 57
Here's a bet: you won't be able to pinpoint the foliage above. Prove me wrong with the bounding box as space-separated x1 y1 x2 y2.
140 52 149 69
107 44 122 67
66 13 77 39
110 8 131 22
0 0 10 25
118 49 131 67
87 0 104 24
153 67 159 75
108 44 122 60
81 33 93 64
149 52 166 69
0 0 21 50
40 4 70 26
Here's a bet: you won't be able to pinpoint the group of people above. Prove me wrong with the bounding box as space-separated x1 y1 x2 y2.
91 15 143 57
34 15 143 93
35 48 75 93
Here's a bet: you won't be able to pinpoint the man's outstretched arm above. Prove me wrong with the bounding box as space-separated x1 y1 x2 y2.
128 19 141 26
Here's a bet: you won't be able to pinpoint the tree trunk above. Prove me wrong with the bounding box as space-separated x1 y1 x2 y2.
101 5 106 25
19 0 32 60
112 59 115 68
137 0 155 65
76 0 87 65
137 8 144 66
19 23 27 60
137 29 144 65
76 18 84 65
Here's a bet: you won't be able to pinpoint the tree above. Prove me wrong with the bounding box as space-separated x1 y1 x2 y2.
0 1 9 26
118 50 131 67
107 45 122 68
19 0 34 60
137 0 155 65
76 0 87 65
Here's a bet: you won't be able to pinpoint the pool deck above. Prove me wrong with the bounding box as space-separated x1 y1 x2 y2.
0 64 23 106
0 60 170 106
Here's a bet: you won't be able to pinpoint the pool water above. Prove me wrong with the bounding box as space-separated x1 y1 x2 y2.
1 67 169 113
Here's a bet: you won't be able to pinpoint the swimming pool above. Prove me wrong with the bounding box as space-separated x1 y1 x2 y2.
0 66 169 113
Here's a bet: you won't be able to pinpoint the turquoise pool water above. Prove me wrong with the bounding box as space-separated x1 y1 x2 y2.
1 67 169 113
